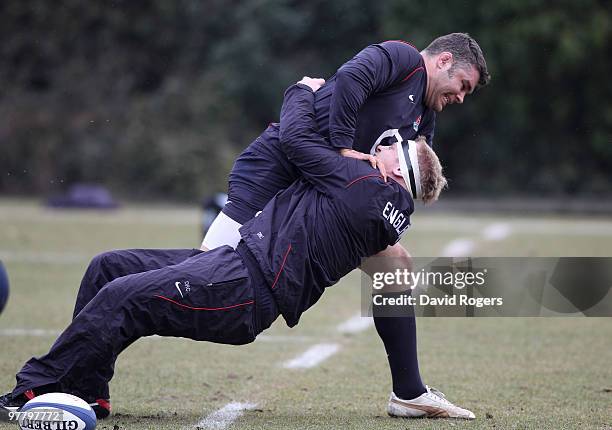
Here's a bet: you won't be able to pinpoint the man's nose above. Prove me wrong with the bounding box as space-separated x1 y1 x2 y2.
456 93 465 104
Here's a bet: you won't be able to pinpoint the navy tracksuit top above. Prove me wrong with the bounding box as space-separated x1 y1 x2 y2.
240 84 414 327
314 40 435 151
224 40 434 225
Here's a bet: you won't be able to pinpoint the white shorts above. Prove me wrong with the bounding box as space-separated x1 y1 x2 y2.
201 211 243 250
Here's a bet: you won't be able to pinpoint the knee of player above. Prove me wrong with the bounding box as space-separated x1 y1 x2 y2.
392 245 413 271
85 276 135 311
87 250 123 273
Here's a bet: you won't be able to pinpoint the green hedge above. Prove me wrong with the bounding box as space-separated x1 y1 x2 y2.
1 0 610 199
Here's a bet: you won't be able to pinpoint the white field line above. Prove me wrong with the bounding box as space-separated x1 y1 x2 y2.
151 334 312 343
505 222 612 236
283 343 340 369
0 328 164 340
413 218 612 236
336 314 373 334
0 209 199 225
0 329 168 339
0 329 313 346
0 328 61 337
440 238 475 257
0 251 87 264
255 334 313 343
440 223 513 257
482 222 512 241
194 402 257 430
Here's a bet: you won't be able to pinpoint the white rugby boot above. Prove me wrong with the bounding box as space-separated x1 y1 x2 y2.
387 386 475 419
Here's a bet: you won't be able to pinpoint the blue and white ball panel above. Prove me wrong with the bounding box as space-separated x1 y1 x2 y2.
19 393 96 430
0 260 9 314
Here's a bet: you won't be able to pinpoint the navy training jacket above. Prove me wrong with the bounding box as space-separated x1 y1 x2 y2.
314 40 435 151
240 84 414 327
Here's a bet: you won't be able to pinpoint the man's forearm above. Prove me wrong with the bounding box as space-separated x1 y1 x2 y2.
278 83 340 184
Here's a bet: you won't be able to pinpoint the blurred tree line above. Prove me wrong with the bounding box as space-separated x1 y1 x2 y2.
0 0 610 201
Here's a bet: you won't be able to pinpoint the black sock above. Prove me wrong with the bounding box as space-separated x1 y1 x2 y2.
374 315 427 400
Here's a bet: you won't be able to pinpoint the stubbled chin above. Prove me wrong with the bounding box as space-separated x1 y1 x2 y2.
438 96 448 111
425 97 443 112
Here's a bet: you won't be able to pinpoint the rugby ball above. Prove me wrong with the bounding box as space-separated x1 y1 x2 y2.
18 393 96 430
0 260 8 315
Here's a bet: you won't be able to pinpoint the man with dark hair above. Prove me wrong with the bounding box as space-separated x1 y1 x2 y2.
201 34 489 419
422 32 490 93
0 78 474 422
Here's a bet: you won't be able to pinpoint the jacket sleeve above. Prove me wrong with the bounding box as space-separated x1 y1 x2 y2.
279 83 346 192
328 41 425 150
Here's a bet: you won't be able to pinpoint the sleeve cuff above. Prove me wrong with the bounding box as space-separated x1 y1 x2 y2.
329 133 354 149
294 83 315 93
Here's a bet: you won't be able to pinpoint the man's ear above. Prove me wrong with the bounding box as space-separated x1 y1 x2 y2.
437 52 453 70
393 165 403 178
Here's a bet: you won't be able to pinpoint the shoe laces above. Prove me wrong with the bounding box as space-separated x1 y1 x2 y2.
427 386 452 406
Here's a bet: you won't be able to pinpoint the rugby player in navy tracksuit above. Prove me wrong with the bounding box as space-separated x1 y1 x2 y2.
0 79 475 421
200 34 489 418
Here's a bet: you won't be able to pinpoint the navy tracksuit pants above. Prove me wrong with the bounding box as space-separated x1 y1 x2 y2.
12 244 278 401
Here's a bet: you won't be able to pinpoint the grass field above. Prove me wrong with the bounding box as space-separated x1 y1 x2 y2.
0 198 611 430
